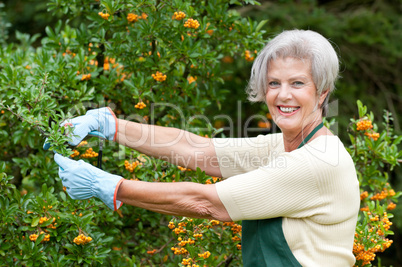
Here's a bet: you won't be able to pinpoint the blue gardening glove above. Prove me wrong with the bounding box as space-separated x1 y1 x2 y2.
54 153 125 210
43 107 117 149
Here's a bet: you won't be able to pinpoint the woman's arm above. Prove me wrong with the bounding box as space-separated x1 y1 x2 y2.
116 179 231 221
116 119 222 177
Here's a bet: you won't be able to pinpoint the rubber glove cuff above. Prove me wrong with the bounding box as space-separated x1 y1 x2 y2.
85 107 118 142
55 153 124 211
93 173 125 210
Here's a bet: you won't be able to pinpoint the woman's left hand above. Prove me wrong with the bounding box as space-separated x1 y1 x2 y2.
54 154 125 210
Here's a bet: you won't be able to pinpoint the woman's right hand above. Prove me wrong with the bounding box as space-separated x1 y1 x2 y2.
43 107 118 149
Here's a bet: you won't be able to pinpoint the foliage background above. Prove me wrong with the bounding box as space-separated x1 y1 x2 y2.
0 0 401 266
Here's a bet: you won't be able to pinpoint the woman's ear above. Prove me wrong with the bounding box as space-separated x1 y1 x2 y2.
319 89 330 106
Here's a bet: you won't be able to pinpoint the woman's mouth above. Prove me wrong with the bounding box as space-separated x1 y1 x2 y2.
277 106 300 115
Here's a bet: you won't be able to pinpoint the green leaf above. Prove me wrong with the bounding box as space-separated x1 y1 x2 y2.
189 52 201 58
31 217 39 227
60 191 66 202
392 135 402 146
357 100 367 118
255 19 268 32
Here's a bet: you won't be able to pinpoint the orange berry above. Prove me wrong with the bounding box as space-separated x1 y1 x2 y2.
152 71 167 82
127 13 139 22
172 11 186 21
184 18 200 29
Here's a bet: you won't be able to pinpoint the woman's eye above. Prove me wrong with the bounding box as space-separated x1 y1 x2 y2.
268 81 279 87
293 81 304 86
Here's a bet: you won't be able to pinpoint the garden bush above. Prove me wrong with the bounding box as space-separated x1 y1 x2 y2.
0 0 400 266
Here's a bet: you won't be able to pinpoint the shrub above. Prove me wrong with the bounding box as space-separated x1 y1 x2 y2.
0 0 400 266
347 100 402 266
0 0 265 265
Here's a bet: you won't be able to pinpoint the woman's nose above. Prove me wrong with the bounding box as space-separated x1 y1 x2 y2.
277 85 292 101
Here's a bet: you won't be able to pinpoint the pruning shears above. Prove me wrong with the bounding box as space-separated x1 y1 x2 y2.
88 131 106 170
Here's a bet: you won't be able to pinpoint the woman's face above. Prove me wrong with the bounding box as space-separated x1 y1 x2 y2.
265 57 327 136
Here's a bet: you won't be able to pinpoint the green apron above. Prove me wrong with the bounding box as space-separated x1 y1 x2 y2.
241 122 324 267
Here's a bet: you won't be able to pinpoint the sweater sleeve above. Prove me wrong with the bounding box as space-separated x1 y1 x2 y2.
215 148 323 221
212 133 284 178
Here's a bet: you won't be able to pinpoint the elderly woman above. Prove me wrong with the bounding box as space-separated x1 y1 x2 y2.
53 30 360 266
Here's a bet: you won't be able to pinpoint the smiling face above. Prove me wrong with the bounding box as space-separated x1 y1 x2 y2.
266 57 328 136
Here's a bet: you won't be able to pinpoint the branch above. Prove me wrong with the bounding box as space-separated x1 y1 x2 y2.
0 103 49 137
216 254 233 267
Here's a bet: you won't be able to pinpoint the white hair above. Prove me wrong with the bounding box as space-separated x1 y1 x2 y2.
246 29 339 116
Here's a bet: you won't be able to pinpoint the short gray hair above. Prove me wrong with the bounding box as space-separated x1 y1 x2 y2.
246 29 339 117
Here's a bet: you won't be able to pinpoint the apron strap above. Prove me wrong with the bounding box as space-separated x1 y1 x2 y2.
297 122 324 149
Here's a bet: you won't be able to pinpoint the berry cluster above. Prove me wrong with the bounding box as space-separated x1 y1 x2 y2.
382 213 392 231
232 235 241 242
223 221 242 234
193 233 202 239
152 71 167 82
168 221 176 229
103 57 116 71
135 101 146 109
198 251 211 259
172 11 186 21
244 50 255 62
124 160 142 172
205 177 218 184
210 220 220 226
360 206 369 212
127 13 140 23
77 140 88 147
370 188 395 201
171 246 188 255
42 232 50 242
364 132 380 141
29 233 38 241
98 11 110 20
81 148 98 158
167 219 242 265
81 73 91 81
354 224 393 266
360 191 368 200
181 258 193 266
184 19 200 29
63 49 76 57
70 149 80 158
177 165 192 172
145 249 156 255
177 237 195 247
356 119 373 131
387 202 396 210
29 232 50 242
47 223 57 230
172 222 187 235
187 76 197 84
73 234 92 245
39 216 48 224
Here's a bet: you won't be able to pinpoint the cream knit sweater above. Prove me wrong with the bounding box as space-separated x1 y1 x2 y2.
213 133 360 267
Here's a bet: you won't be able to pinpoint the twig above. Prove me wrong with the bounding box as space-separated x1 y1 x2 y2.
1 103 49 137
155 236 174 254
216 254 234 267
